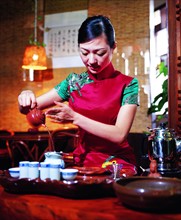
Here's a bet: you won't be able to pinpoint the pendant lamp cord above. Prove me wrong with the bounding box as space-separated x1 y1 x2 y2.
34 0 37 43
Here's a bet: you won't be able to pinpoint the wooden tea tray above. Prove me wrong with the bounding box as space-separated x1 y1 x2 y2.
0 171 114 199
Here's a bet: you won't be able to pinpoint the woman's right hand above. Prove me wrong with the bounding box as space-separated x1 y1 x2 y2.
18 90 37 114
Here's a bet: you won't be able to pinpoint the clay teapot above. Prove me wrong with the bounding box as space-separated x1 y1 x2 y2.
26 108 45 127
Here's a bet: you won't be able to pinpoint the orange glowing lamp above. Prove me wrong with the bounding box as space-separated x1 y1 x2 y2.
22 45 47 70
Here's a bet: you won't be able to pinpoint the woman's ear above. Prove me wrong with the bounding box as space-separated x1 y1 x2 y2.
112 42 117 53
113 42 117 50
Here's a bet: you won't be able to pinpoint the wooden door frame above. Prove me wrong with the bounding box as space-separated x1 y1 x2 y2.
167 0 181 133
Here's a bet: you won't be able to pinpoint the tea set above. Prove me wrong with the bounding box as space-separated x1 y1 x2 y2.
10 108 181 180
9 108 78 181
5 109 181 213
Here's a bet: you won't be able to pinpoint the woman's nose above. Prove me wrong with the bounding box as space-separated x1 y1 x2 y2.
88 54 97 64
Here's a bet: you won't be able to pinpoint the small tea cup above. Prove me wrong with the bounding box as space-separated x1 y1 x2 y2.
61 168 78 180
9 167 20 178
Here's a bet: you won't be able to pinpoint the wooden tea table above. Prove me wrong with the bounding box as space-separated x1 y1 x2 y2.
0 128 78 166
0 184 181 220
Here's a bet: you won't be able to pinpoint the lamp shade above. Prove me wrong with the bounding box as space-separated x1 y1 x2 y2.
22 45 47 70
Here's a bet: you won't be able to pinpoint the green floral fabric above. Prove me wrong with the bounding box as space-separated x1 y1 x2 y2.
55 72 139 105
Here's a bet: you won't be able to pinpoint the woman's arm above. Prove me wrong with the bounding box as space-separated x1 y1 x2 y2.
73 104 137 143
46 102 137 144
36 89 63 109
18 88 62 114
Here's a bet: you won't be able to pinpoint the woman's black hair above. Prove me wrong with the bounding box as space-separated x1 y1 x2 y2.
78 15 115 48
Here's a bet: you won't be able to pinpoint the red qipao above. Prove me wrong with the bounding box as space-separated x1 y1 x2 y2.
55 64 139 173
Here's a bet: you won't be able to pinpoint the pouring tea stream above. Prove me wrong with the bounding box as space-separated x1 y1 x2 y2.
26 108 55 152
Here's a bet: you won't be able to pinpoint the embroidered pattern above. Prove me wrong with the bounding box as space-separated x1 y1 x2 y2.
55 72 93 101
67 72 93 94
124 94 138 105
55 71 139 105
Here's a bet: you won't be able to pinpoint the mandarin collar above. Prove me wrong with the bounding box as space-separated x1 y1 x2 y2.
88 63 118 81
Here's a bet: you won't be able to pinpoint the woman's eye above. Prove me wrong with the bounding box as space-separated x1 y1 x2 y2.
81 51 88 56
80 50 106 56
97 52 105 56
97 50 107 56
80 50 88 56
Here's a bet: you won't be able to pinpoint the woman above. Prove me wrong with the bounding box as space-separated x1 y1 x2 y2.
18 15 139 173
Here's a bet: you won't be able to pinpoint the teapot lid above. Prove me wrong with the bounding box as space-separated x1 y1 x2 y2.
45 151 60 156
150 123 175 138
44 151 64 158
156 122 169 130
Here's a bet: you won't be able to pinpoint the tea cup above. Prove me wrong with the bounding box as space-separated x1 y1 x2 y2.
9 167 20 178
61 168 78 180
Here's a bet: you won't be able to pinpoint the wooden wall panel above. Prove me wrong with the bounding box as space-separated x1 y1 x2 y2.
0 0 151 132
168 0 181 134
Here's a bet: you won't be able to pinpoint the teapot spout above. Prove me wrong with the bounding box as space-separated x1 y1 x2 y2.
44 152 50 157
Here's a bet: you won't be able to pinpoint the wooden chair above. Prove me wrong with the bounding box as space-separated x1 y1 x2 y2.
0 130 14 169
50 128 79 152
127 132 150 169
49 128 79 165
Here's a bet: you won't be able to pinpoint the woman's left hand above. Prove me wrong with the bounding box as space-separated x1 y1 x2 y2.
45 101 75 123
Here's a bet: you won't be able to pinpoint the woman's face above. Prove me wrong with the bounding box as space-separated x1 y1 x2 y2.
79 34 115 75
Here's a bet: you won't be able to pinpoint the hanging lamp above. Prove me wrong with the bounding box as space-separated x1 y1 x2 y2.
22 0 47 73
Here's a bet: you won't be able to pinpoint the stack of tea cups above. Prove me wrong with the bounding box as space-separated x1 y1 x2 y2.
19 160 61 181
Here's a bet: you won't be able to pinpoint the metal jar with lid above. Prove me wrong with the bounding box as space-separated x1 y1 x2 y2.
148 123 178 172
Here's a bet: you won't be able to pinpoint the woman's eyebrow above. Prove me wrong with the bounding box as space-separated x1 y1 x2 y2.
80 47 106 52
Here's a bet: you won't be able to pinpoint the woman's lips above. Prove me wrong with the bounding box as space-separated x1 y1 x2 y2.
88 65 100 71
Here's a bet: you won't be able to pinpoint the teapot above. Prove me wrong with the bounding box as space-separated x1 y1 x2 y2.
44 151 65 169
148 123 180 172
26 108 45 127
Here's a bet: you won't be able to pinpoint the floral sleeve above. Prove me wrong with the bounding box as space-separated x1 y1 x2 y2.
54 72 93 101
122 78 139 106
54 73 73 101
